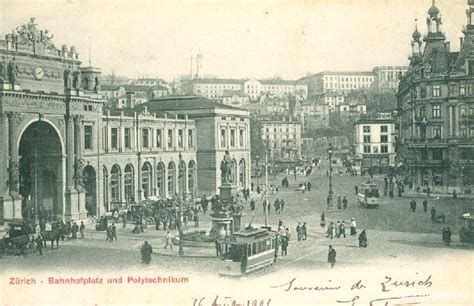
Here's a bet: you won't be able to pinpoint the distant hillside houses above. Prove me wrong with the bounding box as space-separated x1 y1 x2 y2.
100 82 170 109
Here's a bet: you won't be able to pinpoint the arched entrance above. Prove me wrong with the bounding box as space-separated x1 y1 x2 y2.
167 161 176 197
19 121 64 221
141 162 152 199
178 160 186 197
156 162 165 197
124 164 135 203
83 165 96 216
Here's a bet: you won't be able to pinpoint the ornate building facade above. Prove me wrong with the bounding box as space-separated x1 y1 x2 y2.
397 1 474 194
0 19 197 224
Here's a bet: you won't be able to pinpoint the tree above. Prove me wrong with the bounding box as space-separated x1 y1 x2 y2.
250 116 265 160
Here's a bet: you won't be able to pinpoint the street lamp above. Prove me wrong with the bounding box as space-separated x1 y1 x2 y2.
256 155 260 188
327 143 334 209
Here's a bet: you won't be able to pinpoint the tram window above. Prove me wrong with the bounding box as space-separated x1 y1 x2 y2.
247 244 251 257
266 239 271 250
252 243 257 255
370 189 379 197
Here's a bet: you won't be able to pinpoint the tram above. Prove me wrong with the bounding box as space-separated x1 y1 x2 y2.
358 180 380 208
218 227 278 276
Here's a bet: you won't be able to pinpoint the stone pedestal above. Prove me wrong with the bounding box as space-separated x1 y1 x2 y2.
66 189 87 221
233 214 242 232
209 215 233 240
219 183 236 201
1 194 23 222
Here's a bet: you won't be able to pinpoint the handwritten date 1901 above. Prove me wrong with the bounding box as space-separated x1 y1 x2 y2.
192 295 271 306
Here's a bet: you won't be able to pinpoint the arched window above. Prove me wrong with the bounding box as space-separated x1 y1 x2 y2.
167 161 176 196
124 164 134 203
239 159 245 187
156 162 165 197
102 166 108 211
232 159 237 183
110 164 121 205
178 160 186 196
188 160 196 198
142 162 152 199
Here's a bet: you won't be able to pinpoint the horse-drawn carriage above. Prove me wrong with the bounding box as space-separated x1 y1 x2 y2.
459 213 474 243
1 221 35 256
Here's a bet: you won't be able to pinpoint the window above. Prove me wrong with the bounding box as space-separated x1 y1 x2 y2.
420 87 427 98
373 146 379 153
432 85 441 97
167 129 173 148
221 128 226 148
433 125 442 139
433 170 443 186
156 129 162 148
124 128 131 149
363 145 371 153
178 129 184 148
460 105 466 117
142 128 149 149
381 145 388 153
460 85 466 96
449 84 457 95
419 106 426 118
84 125 93 149
460 125 467 137
363 126 370 133
470 126 474 137
380 135 388 143
230 130 236 147
239 129 244 147
111 128 118 149
188 129 194 148
432 105 441 118
363 135 371 143
380 125 388 133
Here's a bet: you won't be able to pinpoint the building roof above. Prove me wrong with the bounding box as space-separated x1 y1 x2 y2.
147 96 245 111
259 79 296 85
301 71 375 80
151 84 169 91
101 84 123 91
193 78 244 85
223 90 248 98
123 84 153 92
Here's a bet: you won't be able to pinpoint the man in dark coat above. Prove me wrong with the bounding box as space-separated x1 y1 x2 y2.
431 207 437 222
328 245 336 268
111 223 118 241
423 199 428 212
250 199 255 211
358 230 368 247
36 234 44 255
141 241 153 264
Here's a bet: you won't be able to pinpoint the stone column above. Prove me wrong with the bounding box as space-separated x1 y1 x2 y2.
1 112 10 196
7 112 21 196
66 116 75 191
137 152 142 201
74 115 83 190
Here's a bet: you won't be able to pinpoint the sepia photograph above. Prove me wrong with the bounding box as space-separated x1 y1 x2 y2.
0 0 473 305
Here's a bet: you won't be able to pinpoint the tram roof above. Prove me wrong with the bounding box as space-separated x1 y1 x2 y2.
222 228 276 244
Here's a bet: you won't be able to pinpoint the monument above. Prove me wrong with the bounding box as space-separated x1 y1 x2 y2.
209 151 243 239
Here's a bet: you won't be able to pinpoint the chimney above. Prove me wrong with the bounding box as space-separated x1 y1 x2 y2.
460 37 464 47
445 41 450 52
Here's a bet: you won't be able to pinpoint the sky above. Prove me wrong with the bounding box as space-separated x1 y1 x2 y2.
0 0 468 81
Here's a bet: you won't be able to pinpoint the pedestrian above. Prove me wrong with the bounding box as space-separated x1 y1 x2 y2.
423 198 428 212
431 207 437 222
140 241 153 264
281 236 288 256
106 225 112 241
337 196 342 209
302 222 307 240
201 195 208 214
307 182 312 191
194 211 199 227
355 185 358 195
79 221 85 239
427 187 431 197
257 185 261 194
251 182 254 192
274 198 281 214
326 222 334 239
296 223 302 241
453 190 457 199
71 222 78 239
342 196 348 210
327 245 336 268
59 220 65 241
320 213 326 228
350 218 357 235
358 230 368 247
335 221 341 238
383 185 388 197
280 199 285 212
339 221 346 238
111 223 117 241
446 227 452 246
389 188 394 199
122 213 127 228
36 234 43 255
268 201 272 215
164 230 173 249
250 199 255 211
215 240 221 256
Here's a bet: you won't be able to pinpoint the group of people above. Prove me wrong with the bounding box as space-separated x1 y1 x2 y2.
326 221 347 239
336 196 348 210
106 223 118 242
296 222 307 241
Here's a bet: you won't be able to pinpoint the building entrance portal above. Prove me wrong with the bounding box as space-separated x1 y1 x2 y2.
19 121 64 221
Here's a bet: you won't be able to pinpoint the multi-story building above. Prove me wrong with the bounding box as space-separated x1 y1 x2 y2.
0 19 197 224
354 113 396 174
373 66 408 91
397 0 474 194
143 96 251 196
300 71 375 97
187 78 308 102
222 90 250 108
259 116 302 161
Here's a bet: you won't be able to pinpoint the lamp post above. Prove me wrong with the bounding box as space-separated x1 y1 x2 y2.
256 155 260 188
327 143 334 209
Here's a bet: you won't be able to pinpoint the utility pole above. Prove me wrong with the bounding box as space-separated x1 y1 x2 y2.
264 147 268 227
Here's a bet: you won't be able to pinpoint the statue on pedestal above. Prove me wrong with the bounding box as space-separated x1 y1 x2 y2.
220 150 233 183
